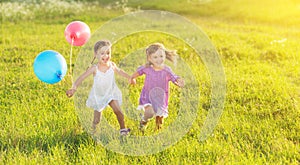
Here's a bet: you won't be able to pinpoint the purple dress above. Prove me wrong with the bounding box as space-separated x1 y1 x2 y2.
137 65 179 117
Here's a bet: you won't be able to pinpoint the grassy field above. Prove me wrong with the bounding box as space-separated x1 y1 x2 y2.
1 0 299 164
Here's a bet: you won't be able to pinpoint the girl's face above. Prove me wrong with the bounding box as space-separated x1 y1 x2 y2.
95 46 111 64
148 48 166 68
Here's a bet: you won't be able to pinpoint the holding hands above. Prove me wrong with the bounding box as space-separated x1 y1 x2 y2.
129 77 136 85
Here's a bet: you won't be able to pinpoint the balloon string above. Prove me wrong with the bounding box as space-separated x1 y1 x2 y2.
69 38 74 84
87 56 96 70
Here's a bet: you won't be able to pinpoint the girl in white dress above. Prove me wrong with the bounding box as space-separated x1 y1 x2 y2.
66 40 133 135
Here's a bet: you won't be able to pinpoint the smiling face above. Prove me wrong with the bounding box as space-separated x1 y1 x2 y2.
95 45 111 64
148 48 166 68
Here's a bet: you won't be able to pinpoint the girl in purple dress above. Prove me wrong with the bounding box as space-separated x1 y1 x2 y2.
130 43 184 131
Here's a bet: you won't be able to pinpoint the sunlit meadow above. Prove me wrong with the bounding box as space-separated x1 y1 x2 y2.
1 0 299 164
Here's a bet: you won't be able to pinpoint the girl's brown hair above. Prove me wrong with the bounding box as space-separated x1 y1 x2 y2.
87 40 112 69
94 40 111 54
145 43 177 67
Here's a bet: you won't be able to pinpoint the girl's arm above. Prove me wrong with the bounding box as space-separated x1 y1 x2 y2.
66 66 95 97
111 62 130 79
129 71 141 85
131 71 140 79
111 62 136 84
166 66 184 87
174 78 185 88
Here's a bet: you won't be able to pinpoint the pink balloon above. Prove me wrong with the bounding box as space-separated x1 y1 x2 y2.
64 21 91 46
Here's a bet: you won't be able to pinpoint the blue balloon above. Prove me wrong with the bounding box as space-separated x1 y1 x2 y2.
33 50 67 84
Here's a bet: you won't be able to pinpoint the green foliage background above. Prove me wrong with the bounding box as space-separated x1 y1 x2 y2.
1 0 299 164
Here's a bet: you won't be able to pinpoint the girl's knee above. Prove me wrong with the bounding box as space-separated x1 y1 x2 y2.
144 106 155 115
110 102 123 115
155 116 163 122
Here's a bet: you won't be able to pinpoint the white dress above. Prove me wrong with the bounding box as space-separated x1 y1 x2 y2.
86 65 122 112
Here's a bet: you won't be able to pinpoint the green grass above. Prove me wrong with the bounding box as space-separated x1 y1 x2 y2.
1 0 299 164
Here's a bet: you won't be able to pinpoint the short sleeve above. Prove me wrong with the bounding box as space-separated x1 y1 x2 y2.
137 65 146 75
165 66 179 83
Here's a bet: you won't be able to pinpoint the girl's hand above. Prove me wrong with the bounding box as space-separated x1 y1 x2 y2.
129 77 136 85
129 72 140 85
66 89 76 97
175 78 185 87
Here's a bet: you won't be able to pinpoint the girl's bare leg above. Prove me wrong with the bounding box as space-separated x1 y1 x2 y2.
140 105 155 126
155 116 164 130
92 111 102 133
109 100 125 129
